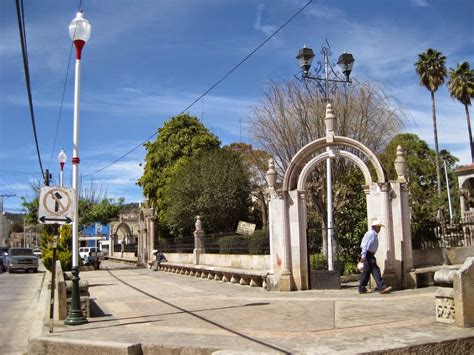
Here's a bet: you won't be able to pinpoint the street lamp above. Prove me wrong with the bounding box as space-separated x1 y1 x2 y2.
440 150 454 224
296 41 355 271
64 10 91 326
58 149 67 187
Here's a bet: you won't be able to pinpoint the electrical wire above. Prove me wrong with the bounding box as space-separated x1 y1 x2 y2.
47 43 73 170
15 0 45 182
84 0 313 177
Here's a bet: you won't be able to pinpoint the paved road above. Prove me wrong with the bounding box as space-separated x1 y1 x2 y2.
0 268 46 355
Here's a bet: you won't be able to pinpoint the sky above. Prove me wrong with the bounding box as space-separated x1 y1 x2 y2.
1 0 473 214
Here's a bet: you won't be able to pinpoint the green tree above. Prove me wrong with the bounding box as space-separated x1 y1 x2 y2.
448 61 474 162
41 225 73 271
225 143 271 228
138 114 220 225
415 48 447 197
163 149 251 238
79 197 124 227
333 167 367 263
379 133 458 247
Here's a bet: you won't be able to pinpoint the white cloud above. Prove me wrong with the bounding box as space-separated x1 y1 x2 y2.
411 0 430 7
254 3 277 37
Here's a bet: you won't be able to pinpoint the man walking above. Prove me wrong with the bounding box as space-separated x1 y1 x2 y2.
358 218 392 294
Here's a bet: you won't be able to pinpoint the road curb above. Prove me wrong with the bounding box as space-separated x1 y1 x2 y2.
29 337 142 355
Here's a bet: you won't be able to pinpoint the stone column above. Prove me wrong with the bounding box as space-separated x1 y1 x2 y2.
366 182 396 285
288 190 308 290
279 191 296 291
193 216 204 265
266 158 295 291
148 211 156 263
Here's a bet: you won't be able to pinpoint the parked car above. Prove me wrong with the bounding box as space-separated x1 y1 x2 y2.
5 247 39 273
0 247 9 273
79 247 101 261
32 248 42 258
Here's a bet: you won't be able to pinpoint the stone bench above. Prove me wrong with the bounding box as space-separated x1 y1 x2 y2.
414 264 462 288
158 261 269 289
434 257 474 328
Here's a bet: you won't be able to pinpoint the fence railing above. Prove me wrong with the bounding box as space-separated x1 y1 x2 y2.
414 219 473 250
113 243 138 253
159 231 270 255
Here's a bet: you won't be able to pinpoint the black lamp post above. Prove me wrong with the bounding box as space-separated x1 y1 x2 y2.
296 42 355 101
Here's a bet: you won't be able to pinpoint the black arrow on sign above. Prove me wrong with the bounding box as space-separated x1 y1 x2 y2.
39 216 72 224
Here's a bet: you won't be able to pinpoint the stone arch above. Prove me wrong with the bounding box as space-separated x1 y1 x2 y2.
267 129 413 291
112 222 133 240
283 136 385 192
297 149 373 190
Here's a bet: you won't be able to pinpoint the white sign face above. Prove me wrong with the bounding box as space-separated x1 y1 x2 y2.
38 187 75 224
236 221 256 236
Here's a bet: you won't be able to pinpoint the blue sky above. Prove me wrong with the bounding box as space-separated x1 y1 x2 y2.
1 0 473 213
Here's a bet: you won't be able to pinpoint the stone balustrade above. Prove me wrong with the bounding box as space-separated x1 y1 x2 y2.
158 261 268 289
55 261 90 320
434 257 474 328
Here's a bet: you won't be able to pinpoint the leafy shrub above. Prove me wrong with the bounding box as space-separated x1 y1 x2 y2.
310 253 328 270
218 234 248 254
248 229 270 255
343 261 357 275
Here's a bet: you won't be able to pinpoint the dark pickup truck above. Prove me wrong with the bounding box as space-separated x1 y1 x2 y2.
5 247 39 273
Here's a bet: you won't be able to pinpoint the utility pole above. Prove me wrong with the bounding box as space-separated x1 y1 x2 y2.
0 194 16 246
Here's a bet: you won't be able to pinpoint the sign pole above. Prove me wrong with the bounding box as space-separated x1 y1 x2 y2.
49 234 58 333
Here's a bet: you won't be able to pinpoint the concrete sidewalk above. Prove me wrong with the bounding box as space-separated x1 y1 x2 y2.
30 261 474 354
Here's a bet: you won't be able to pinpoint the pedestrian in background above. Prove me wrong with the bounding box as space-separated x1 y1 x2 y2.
152 249 167 271
358 218 392 294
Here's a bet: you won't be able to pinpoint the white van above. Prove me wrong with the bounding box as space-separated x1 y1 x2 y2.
79 247 99 260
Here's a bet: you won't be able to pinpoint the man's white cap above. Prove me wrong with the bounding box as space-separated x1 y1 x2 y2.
371 218 384 227
152 249 158 253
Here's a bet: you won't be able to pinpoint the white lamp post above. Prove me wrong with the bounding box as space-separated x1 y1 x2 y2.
57 149 67 187
64 10 91 326
440 150 454 224
296 43 355 272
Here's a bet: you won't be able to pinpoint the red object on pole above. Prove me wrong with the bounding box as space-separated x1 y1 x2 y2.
59 162 65 171
72 157 80 164
74 40 85 60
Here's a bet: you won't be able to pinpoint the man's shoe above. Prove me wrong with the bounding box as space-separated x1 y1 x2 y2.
358 288 374 294
380 286 392 294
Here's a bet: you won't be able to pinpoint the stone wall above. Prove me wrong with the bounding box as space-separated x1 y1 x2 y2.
165 252 270 270
413 246 474 267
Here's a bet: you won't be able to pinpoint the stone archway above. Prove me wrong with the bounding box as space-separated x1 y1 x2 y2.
266 103 414 291
110 221 133 257
137 207 157 267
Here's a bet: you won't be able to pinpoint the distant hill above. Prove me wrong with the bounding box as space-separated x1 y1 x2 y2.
121 202 139 214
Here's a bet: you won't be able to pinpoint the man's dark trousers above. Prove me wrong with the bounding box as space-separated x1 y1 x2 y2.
359 252 387 291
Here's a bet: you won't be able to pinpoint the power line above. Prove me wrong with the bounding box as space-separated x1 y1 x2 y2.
15 0 45 183
84 0 313 177
47 42 73 170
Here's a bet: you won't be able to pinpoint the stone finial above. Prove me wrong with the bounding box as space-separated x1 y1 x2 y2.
325 103 336 142
266 158 277 189
195 215 203 232
394 145 407 182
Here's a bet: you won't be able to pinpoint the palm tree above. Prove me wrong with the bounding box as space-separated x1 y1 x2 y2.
448 61 474 162
415 48 447 197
